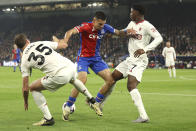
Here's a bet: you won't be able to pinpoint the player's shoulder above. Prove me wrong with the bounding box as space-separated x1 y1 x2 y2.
32 41 50 45
104 24 113 29
171 47 175 50
143 20 154 27
80 22 92 29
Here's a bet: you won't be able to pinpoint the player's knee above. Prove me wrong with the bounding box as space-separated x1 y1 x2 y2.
127 83 136 92
30 87 34 92
78 77 87 84
106 78 115 87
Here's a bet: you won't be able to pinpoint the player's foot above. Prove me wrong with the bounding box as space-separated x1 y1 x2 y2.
91 102 103 116
62 106 71 121
87 98 103 116
32 117 55 126
132 117 149 123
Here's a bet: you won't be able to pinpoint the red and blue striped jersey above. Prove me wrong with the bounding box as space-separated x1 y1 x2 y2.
74 22 115 57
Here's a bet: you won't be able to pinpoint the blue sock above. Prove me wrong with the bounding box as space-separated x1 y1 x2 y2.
14 66 16 72
96 93 104 103
66 96 76 107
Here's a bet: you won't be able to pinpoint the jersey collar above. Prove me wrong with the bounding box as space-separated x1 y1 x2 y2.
136 20 145 24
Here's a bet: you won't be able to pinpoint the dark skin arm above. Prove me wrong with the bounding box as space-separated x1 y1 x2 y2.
22 76 29 111
134 49 145 58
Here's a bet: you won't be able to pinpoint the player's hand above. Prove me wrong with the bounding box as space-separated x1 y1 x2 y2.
59 39 68 48
24 103 28 111
134 49 145 58
127 28 136 36
52 35 59 42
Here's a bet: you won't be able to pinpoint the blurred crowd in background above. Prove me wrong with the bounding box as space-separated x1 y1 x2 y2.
0 3 196 69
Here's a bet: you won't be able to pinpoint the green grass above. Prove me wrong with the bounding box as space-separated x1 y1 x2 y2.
0 67 196 131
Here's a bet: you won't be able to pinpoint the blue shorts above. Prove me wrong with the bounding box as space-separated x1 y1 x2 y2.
13 59 20 63
77 56 108 74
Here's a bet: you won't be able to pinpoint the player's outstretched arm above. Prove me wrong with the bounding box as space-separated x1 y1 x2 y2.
114 29 129 37
114 28 136 37
52 36 68 49
22 76 29 111
64 28 79 43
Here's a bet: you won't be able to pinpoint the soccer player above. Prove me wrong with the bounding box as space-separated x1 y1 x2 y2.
63 11 126 119
14 34 102 126
95 5 163 123
162 41 176 78
12 44 22 72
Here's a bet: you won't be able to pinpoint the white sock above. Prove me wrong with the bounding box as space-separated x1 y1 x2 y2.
168 68 172 78
130 89 148 119
32 91 52 120
71 79 93 99
172 67 176 78
100 84 116 107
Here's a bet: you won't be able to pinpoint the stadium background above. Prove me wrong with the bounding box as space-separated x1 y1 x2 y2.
0 0 196 68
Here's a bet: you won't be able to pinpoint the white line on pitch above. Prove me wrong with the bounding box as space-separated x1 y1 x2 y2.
179 76 196 80
141 92 196 97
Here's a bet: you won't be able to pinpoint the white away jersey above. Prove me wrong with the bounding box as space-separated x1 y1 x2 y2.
126 20 163 60
162 47 176 60
21 41 73 77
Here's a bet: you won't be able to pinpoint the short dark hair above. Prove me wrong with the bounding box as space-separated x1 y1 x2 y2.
132 5 145 15
14 34 27 49
95 11 106 20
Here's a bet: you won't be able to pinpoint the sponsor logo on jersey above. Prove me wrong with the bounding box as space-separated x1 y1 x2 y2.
89 34 103 39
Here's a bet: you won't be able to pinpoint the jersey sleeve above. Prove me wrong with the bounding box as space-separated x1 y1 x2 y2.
173 47 176 59
162 47 166 57
12 49 15 54
42 41 58 50
21 59 30 77
143 22 163 52
74 23 88 33
124 22 132 30
104 24 115 34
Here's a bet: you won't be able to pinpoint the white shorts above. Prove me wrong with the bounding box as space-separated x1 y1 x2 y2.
41 67 77 92
115 57 148 82
165 59 175 67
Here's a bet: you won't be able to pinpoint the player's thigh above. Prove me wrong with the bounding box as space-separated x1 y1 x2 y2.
127 75 140 91
77 58 90 73
77 71 88 84
30 78 46 92
90 58 108 74
127 61 147 82
171 60 175 67
97 69 114 82
112 69 124 81
165 60 169 67
115 60 129 78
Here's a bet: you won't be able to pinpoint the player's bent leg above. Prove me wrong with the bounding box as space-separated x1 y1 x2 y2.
63 72 88 120
95 69 115 104
171 65 176 78
65 72 87 107
99 69 124 109
127 75 149 123
98 69 115 94
70 79 93 99
168 67 172 78
29 79 54 126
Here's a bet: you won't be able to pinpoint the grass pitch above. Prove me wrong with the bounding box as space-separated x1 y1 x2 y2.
0 67 196 131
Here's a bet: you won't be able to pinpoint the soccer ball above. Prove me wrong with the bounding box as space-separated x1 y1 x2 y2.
62 103 76 114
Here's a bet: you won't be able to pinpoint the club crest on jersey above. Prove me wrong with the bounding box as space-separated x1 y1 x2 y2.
101 29 105 34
